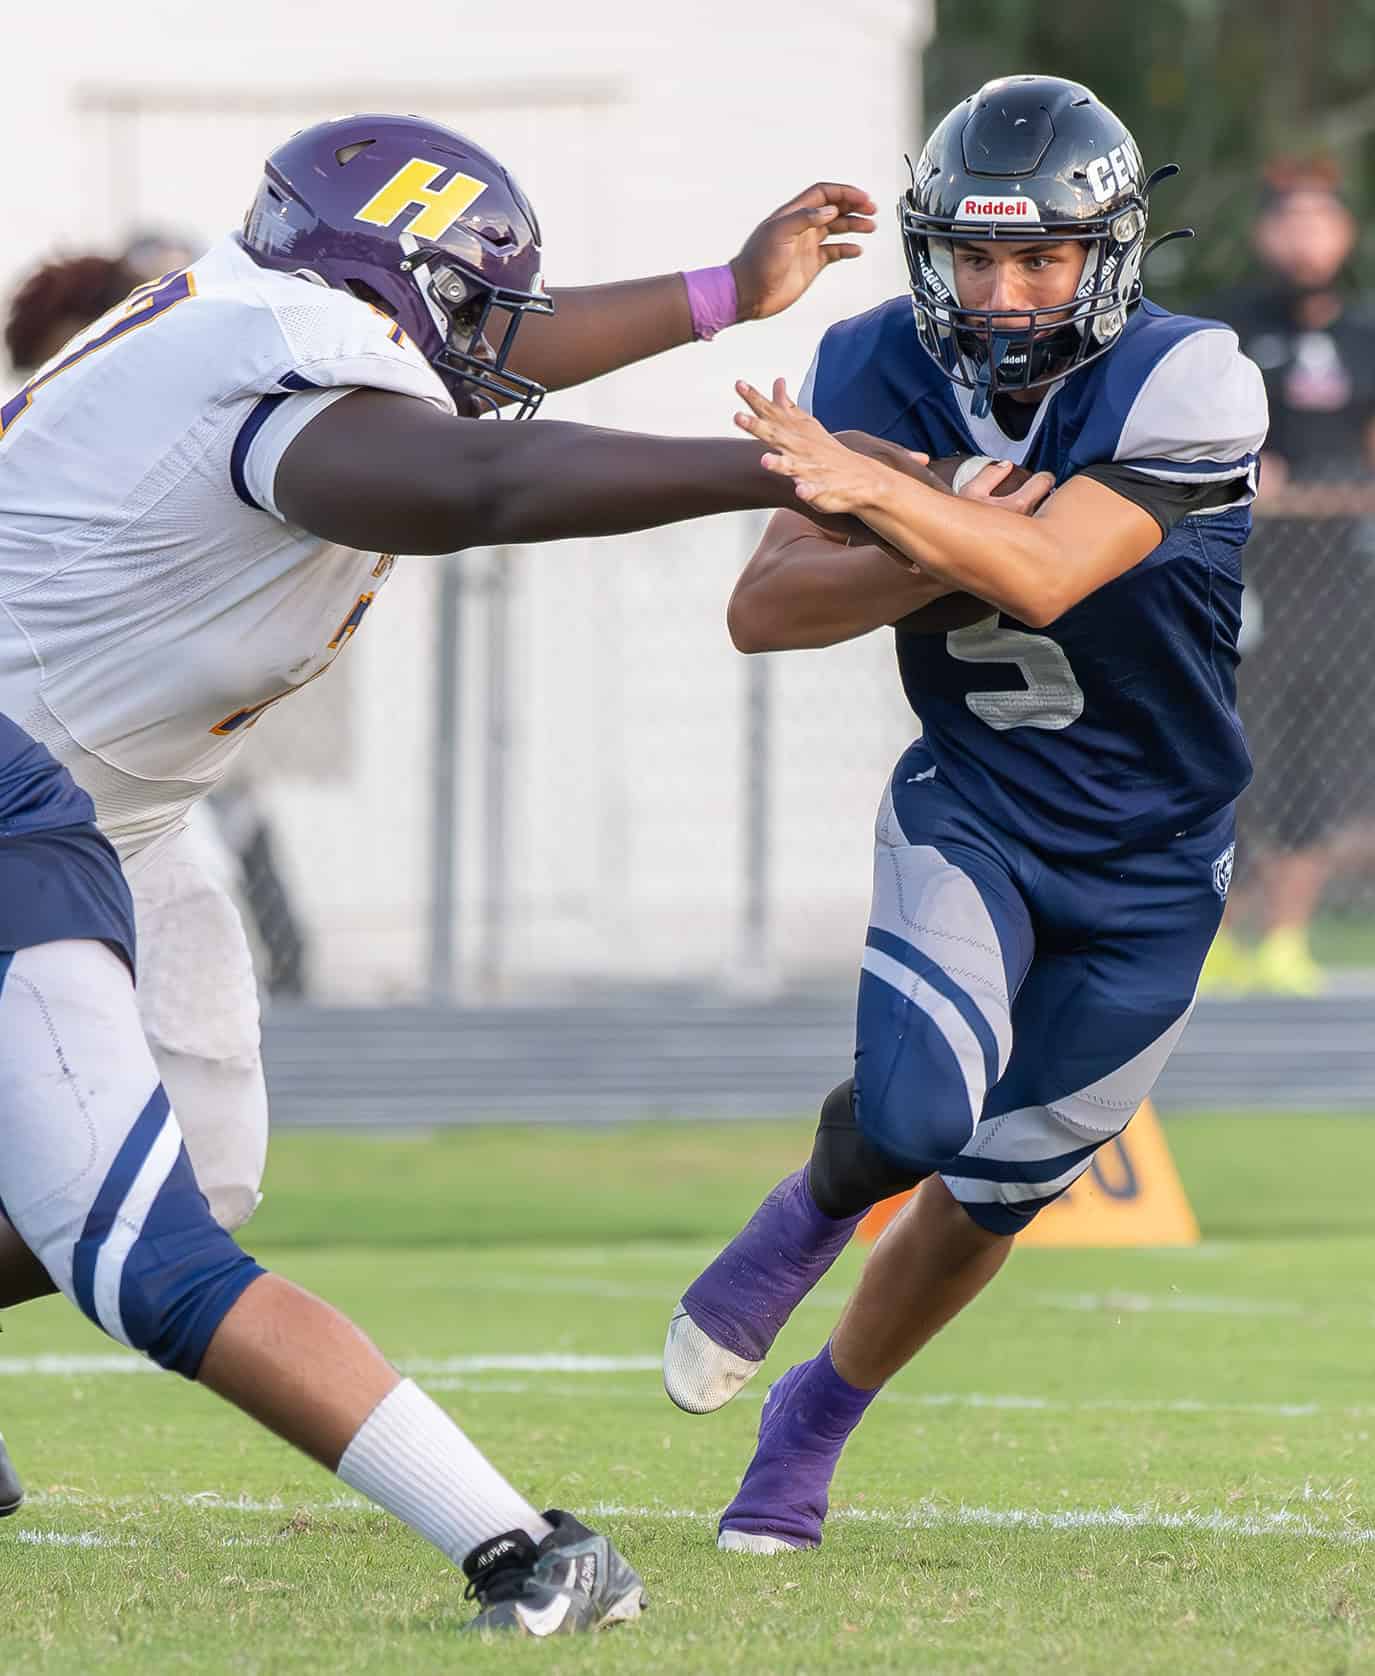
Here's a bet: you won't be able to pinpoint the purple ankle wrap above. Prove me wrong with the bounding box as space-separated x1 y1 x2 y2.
683 264 739 341
718 1344 880 1549
807 1341 880 1431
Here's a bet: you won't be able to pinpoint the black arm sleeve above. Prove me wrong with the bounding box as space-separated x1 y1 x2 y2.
1076 462 1248 539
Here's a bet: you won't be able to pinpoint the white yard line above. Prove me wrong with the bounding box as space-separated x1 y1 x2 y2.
0 1352 159 1377
0 1350 1346 1419
1033 1291 1306 1318
0 1351 663 1378
895 1390 1326 1419
585 1501 1375 1545
24 1491 370 1514
413 1379 1330 1419
330 1273 1307 1319
14 1493 1375 1548
404 1353 663 1374
13 1524 277 1551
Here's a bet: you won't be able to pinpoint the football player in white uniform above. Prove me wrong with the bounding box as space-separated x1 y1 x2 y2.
0 113 887 1527
0 705 648 1631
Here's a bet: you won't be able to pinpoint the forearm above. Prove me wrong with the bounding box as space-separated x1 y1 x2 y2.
473 422 802 549
276 393 818 554
730 535 954 652
502 277 696 393
858 476 1063 626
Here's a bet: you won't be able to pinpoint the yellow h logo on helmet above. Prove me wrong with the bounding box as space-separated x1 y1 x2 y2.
355 158 488 240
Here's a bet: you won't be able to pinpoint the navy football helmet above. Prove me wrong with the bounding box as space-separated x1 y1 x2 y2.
240 114 554 417
901 76 1188 414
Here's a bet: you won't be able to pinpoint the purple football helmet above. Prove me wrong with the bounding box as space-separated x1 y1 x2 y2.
239 113 554 418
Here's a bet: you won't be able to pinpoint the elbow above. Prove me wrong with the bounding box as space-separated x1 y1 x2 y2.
1010 578 1074 630
727 589 775 654
1016 597 1061 630
996 535 1075 629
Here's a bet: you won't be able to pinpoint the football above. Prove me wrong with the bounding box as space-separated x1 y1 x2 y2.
892 455 1031 635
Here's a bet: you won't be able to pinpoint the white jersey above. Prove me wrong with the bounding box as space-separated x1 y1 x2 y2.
0 235 455 859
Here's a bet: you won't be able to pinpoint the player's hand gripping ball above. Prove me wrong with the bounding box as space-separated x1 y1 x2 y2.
893 455 1042 634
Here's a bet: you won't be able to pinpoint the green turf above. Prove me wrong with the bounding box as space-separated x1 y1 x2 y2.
5 1114 1375 1674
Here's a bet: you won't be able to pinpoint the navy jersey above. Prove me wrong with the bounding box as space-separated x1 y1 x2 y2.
0 712 135 970
803 299 1269 856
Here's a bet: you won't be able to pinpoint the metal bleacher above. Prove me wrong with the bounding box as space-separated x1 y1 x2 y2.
262 988 1375 1128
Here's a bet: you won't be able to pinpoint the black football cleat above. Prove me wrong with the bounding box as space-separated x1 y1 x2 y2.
0 1433 23 1517
461 1509 647 1635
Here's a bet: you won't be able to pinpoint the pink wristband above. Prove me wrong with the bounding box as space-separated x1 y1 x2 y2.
683 264 739 342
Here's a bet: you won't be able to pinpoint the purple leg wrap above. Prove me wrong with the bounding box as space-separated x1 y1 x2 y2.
680 1170 862 1362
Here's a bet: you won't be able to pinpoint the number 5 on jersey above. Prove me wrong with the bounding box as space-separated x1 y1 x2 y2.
947 620 1085 732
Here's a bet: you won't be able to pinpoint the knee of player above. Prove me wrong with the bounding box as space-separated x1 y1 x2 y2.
854 979 990 1170
70 1147 264 1379
808 1078 926 1218
203 1180 262 1235
854 1060 980 1177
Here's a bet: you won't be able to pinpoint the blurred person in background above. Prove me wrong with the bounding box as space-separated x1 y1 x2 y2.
5 253 137 372
120 227 202 282
1201 159 1375 994
5 251 311 999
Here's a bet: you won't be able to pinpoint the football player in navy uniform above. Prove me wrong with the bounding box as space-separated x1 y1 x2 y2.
662 76 1269 1553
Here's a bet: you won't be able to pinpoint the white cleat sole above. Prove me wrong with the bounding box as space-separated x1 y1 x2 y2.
717 1529 801 1555
662 1303 762 1414
0 1435 22 1518
598 1587 647 1628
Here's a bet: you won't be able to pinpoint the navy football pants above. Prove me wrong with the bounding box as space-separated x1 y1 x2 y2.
854 741 1232 1233
0 941 263 1373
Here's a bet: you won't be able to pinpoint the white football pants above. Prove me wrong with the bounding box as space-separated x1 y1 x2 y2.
123 823 268 1233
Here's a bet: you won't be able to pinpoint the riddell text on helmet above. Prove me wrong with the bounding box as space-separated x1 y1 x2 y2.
956 196 1042 221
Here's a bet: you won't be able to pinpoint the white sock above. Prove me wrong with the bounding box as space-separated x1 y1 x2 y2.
336 1378 552 1563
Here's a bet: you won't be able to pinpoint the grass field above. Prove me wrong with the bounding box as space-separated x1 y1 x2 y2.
5 1113 1375 1674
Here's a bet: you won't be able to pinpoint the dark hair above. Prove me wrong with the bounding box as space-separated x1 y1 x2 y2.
5 254 138 372
1258 155 1349 214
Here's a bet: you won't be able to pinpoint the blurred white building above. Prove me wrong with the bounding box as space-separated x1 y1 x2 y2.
6 0 933 1000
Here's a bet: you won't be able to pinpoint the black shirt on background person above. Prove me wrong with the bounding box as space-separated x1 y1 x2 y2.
1205 280 1375 483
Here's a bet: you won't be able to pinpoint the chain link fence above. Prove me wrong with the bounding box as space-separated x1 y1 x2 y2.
234 494 1375 1005
1231 492 1375 975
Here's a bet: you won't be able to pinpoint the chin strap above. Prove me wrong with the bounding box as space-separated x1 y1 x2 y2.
970 334 1014 419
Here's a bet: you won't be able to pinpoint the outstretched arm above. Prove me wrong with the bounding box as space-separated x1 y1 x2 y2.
501 183 876 394
274 388 850 554
733 380 1153 628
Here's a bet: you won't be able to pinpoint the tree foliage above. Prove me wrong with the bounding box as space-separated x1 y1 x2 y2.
923 0 1375 305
